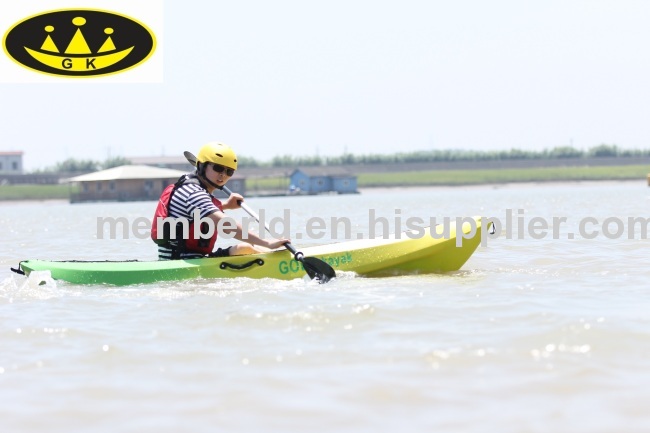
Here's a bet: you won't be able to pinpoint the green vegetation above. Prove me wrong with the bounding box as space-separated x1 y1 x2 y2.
246 177 290 192
358 165 650 187
0 184 78 201
238 165 649 192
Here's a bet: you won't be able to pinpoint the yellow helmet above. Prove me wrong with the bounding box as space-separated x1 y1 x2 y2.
196 142 238 170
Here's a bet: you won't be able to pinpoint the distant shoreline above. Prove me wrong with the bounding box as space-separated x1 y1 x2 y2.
0 198 69 204
359 178 645 193
1 178 645 204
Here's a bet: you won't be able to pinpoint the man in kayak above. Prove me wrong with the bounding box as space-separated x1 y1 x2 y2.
152 142 290 260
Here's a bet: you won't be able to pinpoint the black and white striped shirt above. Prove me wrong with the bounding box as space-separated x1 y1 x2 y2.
157 180 221 260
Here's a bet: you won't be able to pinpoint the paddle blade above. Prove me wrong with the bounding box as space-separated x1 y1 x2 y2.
301 257 336 283
184 151 197 166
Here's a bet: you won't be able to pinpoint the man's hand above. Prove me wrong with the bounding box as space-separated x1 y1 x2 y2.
223 192 244 210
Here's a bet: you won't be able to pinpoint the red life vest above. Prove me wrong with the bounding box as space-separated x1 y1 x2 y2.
151 175 223 255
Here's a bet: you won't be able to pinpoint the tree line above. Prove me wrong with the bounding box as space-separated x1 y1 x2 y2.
254 143 650 167
33 144 650 173
33 157 132 173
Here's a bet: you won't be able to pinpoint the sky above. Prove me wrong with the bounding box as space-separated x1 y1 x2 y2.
1 0 650 171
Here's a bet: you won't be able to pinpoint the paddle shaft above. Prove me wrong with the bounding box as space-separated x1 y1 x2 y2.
220 185 303 259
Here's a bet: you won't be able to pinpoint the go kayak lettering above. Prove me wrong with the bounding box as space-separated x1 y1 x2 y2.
279 253 353 275
2 9 156 77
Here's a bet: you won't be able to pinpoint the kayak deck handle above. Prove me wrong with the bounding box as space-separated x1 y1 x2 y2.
10 261 25 275
219 258 265 271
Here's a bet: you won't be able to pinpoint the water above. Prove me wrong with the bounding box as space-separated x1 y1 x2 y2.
1 181 649 433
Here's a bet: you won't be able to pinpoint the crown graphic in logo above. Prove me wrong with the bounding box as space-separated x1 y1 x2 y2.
24 16 134 72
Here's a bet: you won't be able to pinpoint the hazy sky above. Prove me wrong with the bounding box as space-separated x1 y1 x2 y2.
2 0 650 171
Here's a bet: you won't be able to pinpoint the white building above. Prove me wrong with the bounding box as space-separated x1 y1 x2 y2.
0 151 23 174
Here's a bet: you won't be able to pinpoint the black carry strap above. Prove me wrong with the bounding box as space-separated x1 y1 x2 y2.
219 258 265 270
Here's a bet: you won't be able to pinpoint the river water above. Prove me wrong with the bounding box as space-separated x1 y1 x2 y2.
1 181 649 433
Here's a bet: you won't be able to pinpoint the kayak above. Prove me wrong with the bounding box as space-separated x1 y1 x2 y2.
16 217 486 286
17 217 486 285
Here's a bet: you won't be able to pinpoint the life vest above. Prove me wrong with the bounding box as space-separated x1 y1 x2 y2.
151 174 223 255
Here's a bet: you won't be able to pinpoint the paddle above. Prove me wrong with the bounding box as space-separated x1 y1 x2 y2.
183 151 335 283
220 184 336 283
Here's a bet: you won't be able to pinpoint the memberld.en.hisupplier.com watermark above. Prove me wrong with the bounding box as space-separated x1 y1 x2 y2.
95 208 650 247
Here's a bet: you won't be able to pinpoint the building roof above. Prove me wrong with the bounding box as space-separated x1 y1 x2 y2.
128 156 189 165
67 165 188 182
0 151 24 156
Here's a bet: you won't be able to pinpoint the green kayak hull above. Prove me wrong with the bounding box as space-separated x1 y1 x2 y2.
18 217 486 286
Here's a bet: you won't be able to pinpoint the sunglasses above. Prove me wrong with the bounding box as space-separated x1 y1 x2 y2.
211 163 235 177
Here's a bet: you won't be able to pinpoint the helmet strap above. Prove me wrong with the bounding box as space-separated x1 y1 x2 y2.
197 162 221 189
